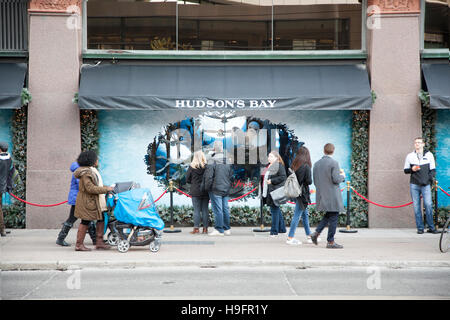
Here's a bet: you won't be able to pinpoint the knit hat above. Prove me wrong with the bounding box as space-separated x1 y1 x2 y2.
0 141 8 152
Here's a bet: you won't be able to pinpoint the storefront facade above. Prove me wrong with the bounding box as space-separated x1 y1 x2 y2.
0 0 448 228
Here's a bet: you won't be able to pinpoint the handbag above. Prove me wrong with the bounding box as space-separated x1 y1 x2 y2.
284 168 302 198
270 186 288 207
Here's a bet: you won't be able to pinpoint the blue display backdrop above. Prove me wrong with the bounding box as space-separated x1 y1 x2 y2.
436 110 449 207
0 110 13 205
97 110 352 207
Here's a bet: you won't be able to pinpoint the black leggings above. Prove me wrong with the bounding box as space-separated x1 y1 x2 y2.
81 219 103 226
65 205 77 225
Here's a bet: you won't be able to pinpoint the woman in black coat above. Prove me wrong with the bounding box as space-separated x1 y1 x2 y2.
186 151 210 234
286 146 314 245
262 150 287 237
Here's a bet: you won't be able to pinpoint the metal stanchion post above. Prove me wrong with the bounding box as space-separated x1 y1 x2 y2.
339 181 357 233
253 186 270 233
164 180 182 233
434 180 439 231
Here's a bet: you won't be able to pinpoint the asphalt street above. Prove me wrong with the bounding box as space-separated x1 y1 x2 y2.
2 266 449 300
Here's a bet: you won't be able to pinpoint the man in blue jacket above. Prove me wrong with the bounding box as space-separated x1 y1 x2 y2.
0 141 15 237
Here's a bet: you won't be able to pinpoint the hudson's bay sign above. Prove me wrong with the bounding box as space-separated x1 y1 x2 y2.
175 99 277 109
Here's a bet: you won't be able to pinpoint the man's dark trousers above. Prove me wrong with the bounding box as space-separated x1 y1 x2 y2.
315 212 339 242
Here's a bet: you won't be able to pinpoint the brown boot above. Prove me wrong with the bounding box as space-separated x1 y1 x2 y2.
95 221 110 250
75 224 92 251
190 227 200 234
202 227 208 234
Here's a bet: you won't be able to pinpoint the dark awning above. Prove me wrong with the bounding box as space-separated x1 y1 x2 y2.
78 64 372 111
422 64 450 109
0 63 27 109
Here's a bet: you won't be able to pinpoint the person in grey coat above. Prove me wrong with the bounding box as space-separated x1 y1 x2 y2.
309 143 345 249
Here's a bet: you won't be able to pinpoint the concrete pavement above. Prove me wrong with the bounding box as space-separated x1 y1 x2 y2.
1 227 449 271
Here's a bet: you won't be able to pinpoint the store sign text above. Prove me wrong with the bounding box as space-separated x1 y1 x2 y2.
175 99 277 109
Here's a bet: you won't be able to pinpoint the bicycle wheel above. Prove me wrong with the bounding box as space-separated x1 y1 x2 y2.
439 218 450 253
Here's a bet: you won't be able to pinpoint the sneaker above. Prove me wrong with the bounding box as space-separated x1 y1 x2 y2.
286 238 302 245
307 235 321 244
208 229 224 236
417 230 424 234
309 232 319 245
326 242 343 249
269 234 278 238
224 230 231 236
427 229 439 234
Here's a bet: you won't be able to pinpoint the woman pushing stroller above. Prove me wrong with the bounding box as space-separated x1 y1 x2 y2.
73 150 114 251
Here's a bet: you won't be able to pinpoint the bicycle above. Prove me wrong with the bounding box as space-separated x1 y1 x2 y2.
439 215 450 253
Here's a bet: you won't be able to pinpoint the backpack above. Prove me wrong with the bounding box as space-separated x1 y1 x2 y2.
284 168 302 198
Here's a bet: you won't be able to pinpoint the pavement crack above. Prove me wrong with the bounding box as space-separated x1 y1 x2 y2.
20 271 58 300
283 270 297 296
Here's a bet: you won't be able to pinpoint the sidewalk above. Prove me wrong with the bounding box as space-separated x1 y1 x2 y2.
1 227 449 271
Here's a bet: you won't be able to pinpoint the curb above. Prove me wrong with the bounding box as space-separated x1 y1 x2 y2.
2 259 450 271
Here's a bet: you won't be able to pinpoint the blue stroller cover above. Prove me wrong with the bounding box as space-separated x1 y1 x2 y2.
110 188 165 230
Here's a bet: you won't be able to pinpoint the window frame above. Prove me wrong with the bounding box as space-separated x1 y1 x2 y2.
420 0 450 60
81 0 368 60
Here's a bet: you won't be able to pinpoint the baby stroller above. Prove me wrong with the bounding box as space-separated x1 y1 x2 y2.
105 182 165 253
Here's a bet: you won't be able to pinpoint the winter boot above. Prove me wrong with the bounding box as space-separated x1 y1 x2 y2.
56 222 73 246
95 221 110 250
75 224 92 251
88 221 97 245
190 227 200 234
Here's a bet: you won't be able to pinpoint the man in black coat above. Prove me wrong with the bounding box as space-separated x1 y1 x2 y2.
0 141 15 237
203 141 233 236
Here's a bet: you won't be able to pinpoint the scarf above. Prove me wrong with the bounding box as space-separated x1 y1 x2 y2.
90 166 107 212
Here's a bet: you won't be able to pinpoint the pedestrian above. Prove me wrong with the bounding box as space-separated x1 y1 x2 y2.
203 140 233 236
186 150 210 234
403 137 438 234
262 150 287 237
309 143 345 249
286 146 317 245
56 161 97 246
73 150 114 251
0 141 15 237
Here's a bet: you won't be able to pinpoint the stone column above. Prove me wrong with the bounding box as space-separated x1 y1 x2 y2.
26 1 82 228
366 0 422 227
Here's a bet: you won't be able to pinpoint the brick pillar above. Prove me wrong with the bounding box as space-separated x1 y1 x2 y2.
26 1 82 228
366 0 422 227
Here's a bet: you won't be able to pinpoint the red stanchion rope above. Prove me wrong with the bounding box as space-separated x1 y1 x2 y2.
350 187 413 208
8 192 68 207
139 189 168 210
228 187 258 202
174 186 259 202
438 186 450 197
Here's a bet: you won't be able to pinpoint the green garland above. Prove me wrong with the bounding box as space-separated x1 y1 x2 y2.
349 110 369 228
4 106 28 228
80 110 99 153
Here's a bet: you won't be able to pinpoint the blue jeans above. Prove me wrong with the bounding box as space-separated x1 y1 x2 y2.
288 200 311 238
270 205 286 235
209 192 230 233
315 212 339 243
410 184 435 231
